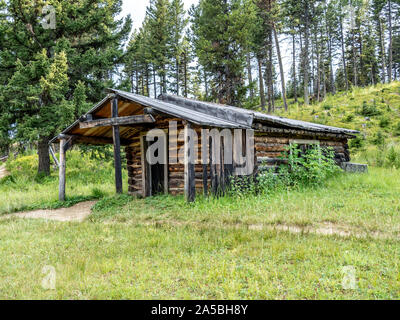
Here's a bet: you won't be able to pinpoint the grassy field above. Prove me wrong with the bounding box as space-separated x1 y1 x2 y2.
89 168 400 237
277 81 400 168
0 218 398 299
276 81 400 143
0 150 128 214
1 83 400 299
0 152 399 299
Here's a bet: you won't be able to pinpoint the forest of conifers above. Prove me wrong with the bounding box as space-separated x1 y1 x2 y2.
0 0 399 174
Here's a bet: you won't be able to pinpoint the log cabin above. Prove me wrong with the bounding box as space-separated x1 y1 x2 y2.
50 89 359 202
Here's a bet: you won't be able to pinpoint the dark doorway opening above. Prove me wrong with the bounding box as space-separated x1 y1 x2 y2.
142 133 168 197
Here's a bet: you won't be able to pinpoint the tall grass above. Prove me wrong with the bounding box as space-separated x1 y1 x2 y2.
276 81 400 153
0 150 127 214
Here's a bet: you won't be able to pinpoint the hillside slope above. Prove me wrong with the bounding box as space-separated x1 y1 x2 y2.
276 82 400 166
277 82 400 140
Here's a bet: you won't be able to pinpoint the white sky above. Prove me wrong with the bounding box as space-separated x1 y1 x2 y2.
122 0 199 31
120 0 292 88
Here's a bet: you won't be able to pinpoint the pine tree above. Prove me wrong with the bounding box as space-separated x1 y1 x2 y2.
0 0 131 174
191 0 255 105
168 0 188 95
147 0 171 94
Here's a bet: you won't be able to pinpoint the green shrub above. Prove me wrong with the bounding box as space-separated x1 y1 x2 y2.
372 131 385 146
349 136 365 150
344 114 354 122
229 144 341 197
394 122 400 136
360 101 381 117
386 147 398 168
379 116 390 128
91 187 107 198
0 175 15 186
6 154 38 178
282 145 340 187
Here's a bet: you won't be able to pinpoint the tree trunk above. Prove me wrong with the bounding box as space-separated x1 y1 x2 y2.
267 29 274 113
303 7 310 105
314 32 320 102
247 52 254 100
292 33 298 103
145 64 150 97
388 0 393 82
135 65 139 94
273 24 288 111
379 17 387 83
340 17 349 91
153 67 157 99
176 58 180 95
327 36 336 94
204 70 208 98
162 68 167 94
257 56 266 110
38 137 50 175
352 30 358 86
184 52 188 97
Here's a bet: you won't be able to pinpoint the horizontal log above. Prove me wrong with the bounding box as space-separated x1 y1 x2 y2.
60 134 132 146
257 157 288 164
256 152 285 158
254 125 353 139
79 115 155 129
255 136 290 144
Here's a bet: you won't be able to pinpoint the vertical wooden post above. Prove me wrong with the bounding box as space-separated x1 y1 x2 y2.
59 139 66 201
210 134 218 196
112 97 123 194
223 131 234 189
184 122 195 202
201 129 208 196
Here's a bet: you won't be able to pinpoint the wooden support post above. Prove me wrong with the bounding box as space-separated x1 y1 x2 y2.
210 135 218 196
49 145 60 168
184 123 196 202
58 139 66 201
223 132 234 190
201 129 208 196
112 97 123 194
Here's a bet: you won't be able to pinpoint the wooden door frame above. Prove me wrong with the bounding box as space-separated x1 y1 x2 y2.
140 130 168 197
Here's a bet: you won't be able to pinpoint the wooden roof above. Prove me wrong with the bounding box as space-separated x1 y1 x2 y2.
51 89 358 146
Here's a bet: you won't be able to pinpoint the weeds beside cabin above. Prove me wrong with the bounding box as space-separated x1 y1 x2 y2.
51 89 359 202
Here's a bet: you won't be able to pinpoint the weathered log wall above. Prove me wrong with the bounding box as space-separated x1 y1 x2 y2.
126 120 352 197
125 120 211 197
254 131 351 171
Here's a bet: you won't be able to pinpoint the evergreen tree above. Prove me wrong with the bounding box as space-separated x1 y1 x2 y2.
168 0 188 95
191 0 254 105
0 0 131 174
147 0 171 94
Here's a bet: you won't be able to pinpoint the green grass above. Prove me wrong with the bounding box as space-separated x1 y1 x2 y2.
89 168 400 237
0 150 127 214
1 84 400 299
0 218 399 299
0 163 399 299
275 82 400 153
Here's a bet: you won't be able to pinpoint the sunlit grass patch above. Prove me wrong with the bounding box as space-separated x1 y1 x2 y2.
0 150 127 214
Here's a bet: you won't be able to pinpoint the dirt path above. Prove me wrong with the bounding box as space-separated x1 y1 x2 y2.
247 222 398 240
2 197 397 240
2 201 96 222
127 220 398 241
0 165 9 179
